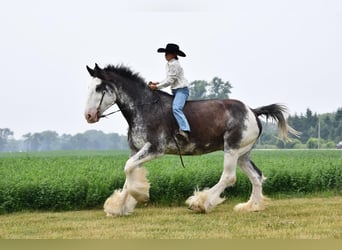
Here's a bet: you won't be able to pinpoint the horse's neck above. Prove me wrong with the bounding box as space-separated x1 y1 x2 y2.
115 84 153 127
117 88 172 132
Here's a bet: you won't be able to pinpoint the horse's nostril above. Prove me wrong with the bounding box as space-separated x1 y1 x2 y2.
87 114 92 120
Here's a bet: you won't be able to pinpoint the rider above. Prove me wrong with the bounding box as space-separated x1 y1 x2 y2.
148 43 191 142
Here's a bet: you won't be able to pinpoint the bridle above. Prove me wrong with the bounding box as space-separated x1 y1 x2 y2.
96 90 160 119
97 91 119 118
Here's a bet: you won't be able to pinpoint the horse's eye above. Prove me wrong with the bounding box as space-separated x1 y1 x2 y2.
95 84 105 93
106 88 113 94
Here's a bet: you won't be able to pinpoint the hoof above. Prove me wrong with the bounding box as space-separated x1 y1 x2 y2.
185 188 225 213
234 199 266 212
186 196 207 213
104 190 137 216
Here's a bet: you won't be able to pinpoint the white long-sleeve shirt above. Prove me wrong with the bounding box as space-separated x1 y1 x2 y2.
157 59 189 90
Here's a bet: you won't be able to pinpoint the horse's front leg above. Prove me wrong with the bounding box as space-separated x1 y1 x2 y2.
104 142 160 216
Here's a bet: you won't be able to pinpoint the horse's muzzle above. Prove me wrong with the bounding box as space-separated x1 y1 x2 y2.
85 109 100 123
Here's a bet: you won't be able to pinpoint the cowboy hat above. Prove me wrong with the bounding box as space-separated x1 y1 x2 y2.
157 43 186 57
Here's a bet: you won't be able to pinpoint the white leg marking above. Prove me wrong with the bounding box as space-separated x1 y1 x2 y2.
104 142 159 216
124 142 154 174
104 188 137 216
234 156 267 212
126 166 150 203
186 150 238 213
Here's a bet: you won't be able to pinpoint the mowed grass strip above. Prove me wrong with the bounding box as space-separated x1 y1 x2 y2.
0 196 341 239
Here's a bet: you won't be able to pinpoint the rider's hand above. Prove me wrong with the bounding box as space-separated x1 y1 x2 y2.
148 82 158 90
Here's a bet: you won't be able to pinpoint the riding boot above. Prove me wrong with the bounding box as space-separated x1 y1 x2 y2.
176 130 189 142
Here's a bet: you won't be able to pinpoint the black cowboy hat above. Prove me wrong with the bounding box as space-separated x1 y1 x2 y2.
157 43 186 57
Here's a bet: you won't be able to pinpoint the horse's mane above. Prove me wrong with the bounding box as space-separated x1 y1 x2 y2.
103 64 171 96
103 64 146 86
102 64 172 98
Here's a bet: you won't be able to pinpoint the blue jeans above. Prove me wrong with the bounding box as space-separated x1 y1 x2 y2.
172 87 191 132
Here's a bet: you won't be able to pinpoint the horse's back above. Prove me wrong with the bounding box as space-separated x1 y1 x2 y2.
186 98 246 111
182 99 250 152
185 98 248 126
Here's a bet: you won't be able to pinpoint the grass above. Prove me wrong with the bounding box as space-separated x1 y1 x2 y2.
0 196 341 239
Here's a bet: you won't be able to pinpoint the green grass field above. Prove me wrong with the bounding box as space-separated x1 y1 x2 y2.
0 150 341 214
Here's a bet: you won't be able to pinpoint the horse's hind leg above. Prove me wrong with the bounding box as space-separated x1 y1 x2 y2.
235 153 267 212
186 149 239 213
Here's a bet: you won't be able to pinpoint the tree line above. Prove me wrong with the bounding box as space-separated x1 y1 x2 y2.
0 129 128 152
258 108 342 149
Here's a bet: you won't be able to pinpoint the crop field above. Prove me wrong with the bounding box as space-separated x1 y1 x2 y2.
0 150 341 214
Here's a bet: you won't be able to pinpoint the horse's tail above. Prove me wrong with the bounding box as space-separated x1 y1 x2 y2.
252 104 301 141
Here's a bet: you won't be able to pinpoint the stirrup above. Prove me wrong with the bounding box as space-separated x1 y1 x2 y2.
175 130 189 142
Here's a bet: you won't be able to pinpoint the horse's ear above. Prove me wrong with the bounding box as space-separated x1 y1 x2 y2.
94 63 103 77
95 63 101 72
86 65 95 77
93 63 107 80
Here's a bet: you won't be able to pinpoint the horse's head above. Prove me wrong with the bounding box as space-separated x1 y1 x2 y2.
84 64 116 123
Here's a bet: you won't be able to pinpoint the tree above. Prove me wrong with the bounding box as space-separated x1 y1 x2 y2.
307 138 319 149
39 131 59 151
29 133 43 151
288 108 318 144
320 117 330 139
189 77 233 100
23 133 33 151
188 80 208 100
69 133 90 150
59 134 73 150
207 77 232 99
335 108 342 122
0 128 14 151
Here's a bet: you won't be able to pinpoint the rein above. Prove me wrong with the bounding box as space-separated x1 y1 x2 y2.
97 90 185 168
157 94 185 168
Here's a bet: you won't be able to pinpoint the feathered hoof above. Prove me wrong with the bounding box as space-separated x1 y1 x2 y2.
128 188 149 204
185 188 225 213
234 198 266 212
127 167 150 203
103 190 137 216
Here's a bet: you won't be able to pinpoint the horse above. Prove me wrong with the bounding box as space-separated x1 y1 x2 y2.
84 63 299 216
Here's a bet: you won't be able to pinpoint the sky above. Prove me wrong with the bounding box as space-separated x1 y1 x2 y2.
1 0 341 139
